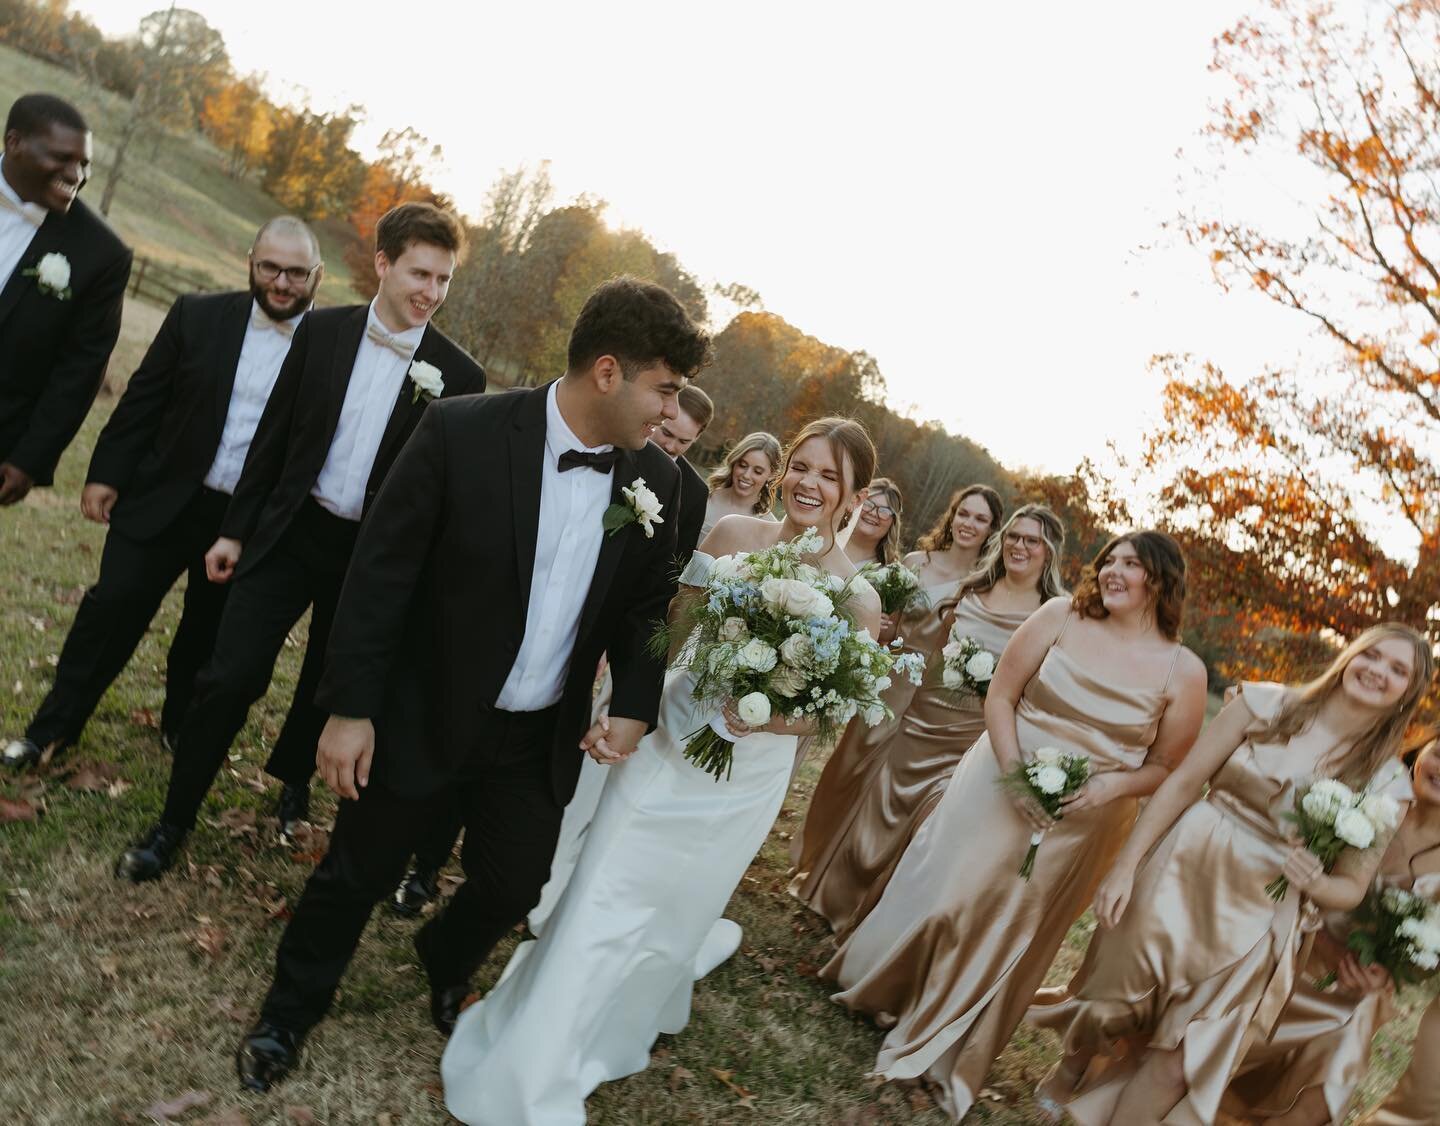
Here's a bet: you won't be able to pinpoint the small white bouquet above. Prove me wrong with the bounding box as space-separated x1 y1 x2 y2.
1316 885 1440 991
998 746 1091 879
1266 779 1401 900
939 626 998 701
860 561 928 616
655 529 926 780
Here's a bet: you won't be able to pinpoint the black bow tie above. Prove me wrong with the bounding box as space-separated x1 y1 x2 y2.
558 448 620 474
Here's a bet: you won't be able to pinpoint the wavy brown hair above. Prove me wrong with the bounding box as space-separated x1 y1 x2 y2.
706 432 782 514
917 484 1004 558
780 417 877 543
1262 624 1435 789
956 504 1067 603
855 477 904 565
1071 530 1187 641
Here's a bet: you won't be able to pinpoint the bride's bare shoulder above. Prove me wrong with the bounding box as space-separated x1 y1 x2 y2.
698 514 781 557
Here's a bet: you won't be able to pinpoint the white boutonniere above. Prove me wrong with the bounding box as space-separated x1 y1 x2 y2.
26 252 72 300
603 477 664 538
408 359 444 404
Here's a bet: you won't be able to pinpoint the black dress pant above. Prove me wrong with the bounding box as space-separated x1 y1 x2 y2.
260 706 566 1032
160 499 357 828
27 488 231 748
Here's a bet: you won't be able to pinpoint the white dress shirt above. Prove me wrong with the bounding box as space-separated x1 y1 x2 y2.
203 301 303 494
311 301 423 521
496 382 615 712
0 158 44 290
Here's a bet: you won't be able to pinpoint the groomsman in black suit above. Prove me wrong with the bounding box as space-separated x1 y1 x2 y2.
0 93 131 505
387 382 716 916
115 203 485 880
2 217 323 770
235 276 712 1092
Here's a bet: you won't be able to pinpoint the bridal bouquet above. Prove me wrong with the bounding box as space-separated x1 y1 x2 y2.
1266 780 1402 901
1315 885 1440 991
999 747 1091 879
939 627 997 701
860 561 928 616
657 528 926 781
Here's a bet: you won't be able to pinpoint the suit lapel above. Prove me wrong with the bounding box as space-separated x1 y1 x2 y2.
211 293 254 434
575 447 638 648
508 384 549 624
0 211 67 331
364 325 434 496
322 306 368 443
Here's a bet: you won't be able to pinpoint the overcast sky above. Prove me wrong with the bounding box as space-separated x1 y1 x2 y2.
77 0 1318 477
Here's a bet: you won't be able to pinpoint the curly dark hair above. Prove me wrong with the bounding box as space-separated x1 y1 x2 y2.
375 202 467 264
567 276 713 380
1071 530 1187 640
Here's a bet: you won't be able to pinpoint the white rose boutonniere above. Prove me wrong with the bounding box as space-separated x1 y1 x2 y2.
408 359 444 404
603 477 664 538
26 252 72 300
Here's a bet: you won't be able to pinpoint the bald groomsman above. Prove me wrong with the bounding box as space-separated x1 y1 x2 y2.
0 93 131 505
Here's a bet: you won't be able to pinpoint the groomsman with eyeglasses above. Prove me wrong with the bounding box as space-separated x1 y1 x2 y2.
0 93 131 507
115 203 485 882
4 215 325 771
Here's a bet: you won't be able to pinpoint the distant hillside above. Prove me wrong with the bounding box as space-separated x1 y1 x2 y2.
0 42 363 304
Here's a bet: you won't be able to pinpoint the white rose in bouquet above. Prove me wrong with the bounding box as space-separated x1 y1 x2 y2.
964 650 997 682
735 639 779 673
795 563 822 585
706 644 737 674
1302 779 1354 824
1034 746 1063 766
719 617 749 642
769 664 807 698
1029 763 1068 796
736 692 772 727
941 640 963 661
760 577 834 620
1382 886 1416 915
1360 793 1402 832
860 701 887 726
778 633 817 671
708 555 743 583
942 666 963 689
1334 807 1377 849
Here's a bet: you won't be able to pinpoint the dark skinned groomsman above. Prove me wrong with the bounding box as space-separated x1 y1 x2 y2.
115 203 485 880
0 93 131 506
2 217 323 770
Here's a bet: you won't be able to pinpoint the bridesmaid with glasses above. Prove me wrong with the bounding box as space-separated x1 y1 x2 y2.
843 478 904 567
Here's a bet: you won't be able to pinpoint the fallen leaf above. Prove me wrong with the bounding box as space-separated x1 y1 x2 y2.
65 761 123 792
99 955 120 980
0 796 38 822
753 953 783 973
217 808 256 832
375 1115 395 1126
908 1087 935 1112
193 924 227 960
284 1108 317 1124
130 707 159 729
212 997 251 1024
199 1111 248 1126
709 1067 757 1106
668 1065 695 1091
793 960 818 977
144 1089 212 1121
650 1045 671 1063
977 1086 1005 1103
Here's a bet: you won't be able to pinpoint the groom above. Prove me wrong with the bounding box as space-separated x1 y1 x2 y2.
236 276 713 1091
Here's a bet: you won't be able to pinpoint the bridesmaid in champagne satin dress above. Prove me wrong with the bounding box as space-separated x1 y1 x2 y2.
823 532 1209 1121
789 484 1003 918
802 505 1066 939
1224 737 1440 1125
1033 625 1431 1126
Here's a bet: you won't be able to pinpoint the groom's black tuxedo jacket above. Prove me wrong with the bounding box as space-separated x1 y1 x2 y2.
218 304 485 578
316 383 683 804
674 454 707 570
0 196 132 485
86 291 256 540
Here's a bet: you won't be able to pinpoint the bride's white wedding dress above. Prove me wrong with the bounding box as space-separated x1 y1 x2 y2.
441 552 801 1125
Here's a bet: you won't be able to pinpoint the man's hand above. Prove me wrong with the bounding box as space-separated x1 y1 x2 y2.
80 483 119 524
0 462 35 506
205 536 243 583
580 714 646 765
316 715 375 800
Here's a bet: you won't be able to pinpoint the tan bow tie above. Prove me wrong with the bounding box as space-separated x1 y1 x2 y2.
366 321 416 359
0 190 46 228
251 307 298 338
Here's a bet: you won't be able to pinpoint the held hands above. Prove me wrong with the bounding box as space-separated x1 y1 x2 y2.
581 714 645 765
878 612 898 647
1002 770 1055 833
1281 846 1326 895
1093 866 1137 929
1335 951 1393 997
0 462 35 506
317 716 375 800
1059 772 1125 815
80 483 118 524
204 536 243 583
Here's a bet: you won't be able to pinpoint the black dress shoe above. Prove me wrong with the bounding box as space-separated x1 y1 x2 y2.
114 822 188 882
414 921 471 1036
389 862 442 918
236 1020 304 1093
276 782 309 841
2 737 41 768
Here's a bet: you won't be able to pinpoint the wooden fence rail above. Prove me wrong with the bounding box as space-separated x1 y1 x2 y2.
128 256 225 308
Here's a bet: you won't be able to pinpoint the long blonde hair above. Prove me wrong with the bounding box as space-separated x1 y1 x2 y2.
956 504 1067 603
707 432 782 515
1263 623 1436 788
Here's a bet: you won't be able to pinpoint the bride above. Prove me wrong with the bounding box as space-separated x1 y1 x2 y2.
441 416 883 1125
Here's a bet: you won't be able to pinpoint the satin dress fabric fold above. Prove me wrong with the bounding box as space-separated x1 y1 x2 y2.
797 591 1029 939
441 554 843 1125
1029 681 1414 1126
822 636 1171 1121
1359 990 1440 1125
787 579 959 912
1226 869 1440 1123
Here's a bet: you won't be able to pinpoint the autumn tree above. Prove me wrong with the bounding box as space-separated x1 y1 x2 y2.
201 74 273 178
260 101 367 219
1145 0 1440 698
338 127 448 296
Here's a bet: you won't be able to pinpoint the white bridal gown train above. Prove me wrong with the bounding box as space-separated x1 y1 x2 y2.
442 552 798 1125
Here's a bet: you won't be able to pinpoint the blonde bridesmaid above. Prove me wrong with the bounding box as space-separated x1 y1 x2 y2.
1224 735 1440 1125
799 505 1066 937
702 431 781 536
789 484 1003 894
843 477 904 567
1032 624 1432 1126
1358 988 1440 1125
823 531 1209 1121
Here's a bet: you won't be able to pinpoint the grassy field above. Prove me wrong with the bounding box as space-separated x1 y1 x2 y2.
0 42 364 305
